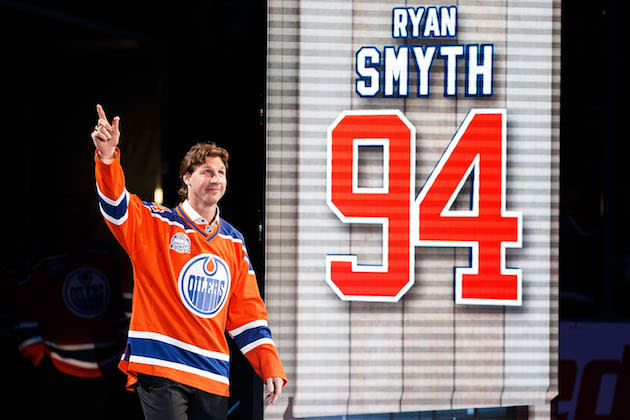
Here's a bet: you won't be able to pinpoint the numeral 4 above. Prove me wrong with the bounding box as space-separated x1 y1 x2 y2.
414 109 522 305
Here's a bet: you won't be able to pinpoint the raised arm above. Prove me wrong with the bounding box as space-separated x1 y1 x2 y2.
91 104 120 163
91 104 141 255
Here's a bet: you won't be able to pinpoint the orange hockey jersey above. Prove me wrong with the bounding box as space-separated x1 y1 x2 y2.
94 149 286 397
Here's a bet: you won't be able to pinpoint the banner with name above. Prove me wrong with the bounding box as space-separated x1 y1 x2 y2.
265 1 560 418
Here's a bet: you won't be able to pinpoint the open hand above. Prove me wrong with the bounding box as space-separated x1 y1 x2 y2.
265 377 284 405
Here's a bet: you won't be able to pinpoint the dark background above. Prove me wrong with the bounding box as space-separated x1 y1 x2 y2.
0 1 267 418
0 1 622 419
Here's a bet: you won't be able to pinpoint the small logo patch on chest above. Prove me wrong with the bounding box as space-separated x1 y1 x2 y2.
170 232 191 254
177 254 230 318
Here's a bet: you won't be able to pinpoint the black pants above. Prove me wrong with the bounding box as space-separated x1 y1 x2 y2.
137 374 228 420
30 359 142 420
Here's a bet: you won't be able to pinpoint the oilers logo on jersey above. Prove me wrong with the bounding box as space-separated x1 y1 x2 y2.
62 267 111 318
178 254 230 318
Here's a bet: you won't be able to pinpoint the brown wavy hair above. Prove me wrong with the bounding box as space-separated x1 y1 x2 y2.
178 142 229 201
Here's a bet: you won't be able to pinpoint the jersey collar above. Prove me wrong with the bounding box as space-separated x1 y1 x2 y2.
181 200 220 227
177 201 221 241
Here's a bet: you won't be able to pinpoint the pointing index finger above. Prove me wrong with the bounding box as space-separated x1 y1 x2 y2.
96 104 108 123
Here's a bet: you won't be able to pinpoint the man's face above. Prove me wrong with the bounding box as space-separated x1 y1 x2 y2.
183 156 227 208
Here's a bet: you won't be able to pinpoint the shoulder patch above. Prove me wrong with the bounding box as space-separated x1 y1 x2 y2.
149 203 170 212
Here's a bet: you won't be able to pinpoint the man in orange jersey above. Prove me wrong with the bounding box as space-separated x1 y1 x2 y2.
91 104 285 420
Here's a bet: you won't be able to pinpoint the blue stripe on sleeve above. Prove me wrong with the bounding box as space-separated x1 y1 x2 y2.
98 193 128 221
232 326 272 351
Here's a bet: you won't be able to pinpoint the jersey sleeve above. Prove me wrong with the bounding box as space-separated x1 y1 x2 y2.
226 237 287 386
94 149 148 256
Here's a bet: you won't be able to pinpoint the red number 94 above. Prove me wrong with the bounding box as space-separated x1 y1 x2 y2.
326 109 522 305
